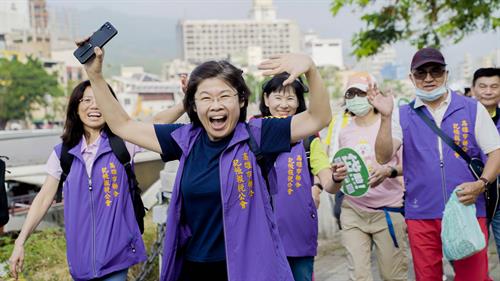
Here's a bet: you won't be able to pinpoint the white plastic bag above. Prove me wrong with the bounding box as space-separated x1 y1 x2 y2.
441 188 486 261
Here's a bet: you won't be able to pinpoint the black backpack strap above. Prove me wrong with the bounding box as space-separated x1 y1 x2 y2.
245 123 275 205
108 133 132 165
0 157 9 226
108 133 145 234
302 135 315 172
108 134 140 198
57 144 74 203
245 124 267 176
409 101 472 164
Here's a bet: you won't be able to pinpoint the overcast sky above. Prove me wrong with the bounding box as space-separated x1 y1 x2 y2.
47 0 499 74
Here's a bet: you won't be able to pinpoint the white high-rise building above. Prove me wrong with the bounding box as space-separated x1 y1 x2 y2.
0 1 31 34
250 0 276 21
304 31 344 69
1 0 51 58
461 53 474 82
179 0 300 64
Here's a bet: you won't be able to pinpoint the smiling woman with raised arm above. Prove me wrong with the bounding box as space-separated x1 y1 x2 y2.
8 81 146 281
257 72 345 281
78 38 331 281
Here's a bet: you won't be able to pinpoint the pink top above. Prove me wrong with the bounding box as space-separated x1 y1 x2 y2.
46 134 142 180
338 116 404 212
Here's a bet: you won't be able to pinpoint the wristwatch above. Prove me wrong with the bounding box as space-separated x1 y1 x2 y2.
476 177 489 192
388 166 398 178
479 177 489 187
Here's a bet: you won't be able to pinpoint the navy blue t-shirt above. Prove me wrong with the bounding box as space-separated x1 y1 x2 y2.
154 117 291 262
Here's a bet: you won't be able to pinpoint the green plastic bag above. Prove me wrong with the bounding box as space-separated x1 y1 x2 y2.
441 188 486 261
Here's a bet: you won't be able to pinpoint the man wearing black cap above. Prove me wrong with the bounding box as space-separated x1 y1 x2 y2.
368 47 500 280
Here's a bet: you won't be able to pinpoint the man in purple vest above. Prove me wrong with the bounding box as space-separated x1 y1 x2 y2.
472 67 500 264
368 48 500 281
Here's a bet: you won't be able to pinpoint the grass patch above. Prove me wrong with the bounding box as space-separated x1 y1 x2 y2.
0 213 161 281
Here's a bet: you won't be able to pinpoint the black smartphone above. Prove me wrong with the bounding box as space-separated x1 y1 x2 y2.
74 22 118 64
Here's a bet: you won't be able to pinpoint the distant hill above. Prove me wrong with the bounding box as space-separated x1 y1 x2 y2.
75 8 180 75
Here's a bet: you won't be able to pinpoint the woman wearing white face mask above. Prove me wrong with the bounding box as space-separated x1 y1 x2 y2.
335 72 408 281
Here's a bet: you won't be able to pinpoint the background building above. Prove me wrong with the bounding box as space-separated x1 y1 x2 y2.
111 67 182 120
178 0 300 64
0 0 31 34
354 46 397 80
0 0 51 58
303 31 344 69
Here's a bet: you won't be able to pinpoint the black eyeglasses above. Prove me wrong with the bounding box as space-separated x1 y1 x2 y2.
344 88 367 99
412 67 446 80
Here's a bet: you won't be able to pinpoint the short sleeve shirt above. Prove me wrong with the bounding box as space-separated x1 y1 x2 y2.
391 93 500 156
153 117 291 262
46 134 143 180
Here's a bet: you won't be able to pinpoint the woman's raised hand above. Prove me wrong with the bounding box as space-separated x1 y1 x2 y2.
367 83 393 117
75 37 105 78
258 53 314 86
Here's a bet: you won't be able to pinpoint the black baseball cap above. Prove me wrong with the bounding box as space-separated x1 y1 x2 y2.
411 47 446 70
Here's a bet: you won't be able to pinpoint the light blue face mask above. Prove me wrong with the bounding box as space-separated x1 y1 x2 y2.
414 76 448 102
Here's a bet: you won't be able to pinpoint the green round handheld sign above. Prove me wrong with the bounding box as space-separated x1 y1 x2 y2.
332 147 370 197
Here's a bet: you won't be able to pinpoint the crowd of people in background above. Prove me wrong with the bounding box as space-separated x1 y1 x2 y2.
7 33 500 281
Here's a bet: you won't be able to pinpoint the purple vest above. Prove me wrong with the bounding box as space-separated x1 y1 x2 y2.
160 119 293 281
54 133 146 281
270 142 318 257
400 92 485 219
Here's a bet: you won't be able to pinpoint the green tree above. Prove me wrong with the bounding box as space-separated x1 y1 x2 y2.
318 66 344 100
0 57 63 129
244 73 264 104
331 0 500 58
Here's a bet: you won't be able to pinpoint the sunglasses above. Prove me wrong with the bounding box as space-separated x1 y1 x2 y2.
344 88 367 99
412 67 446 80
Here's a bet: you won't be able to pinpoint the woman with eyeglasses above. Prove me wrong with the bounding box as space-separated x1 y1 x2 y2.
8 81 147 281
335 72 408 281
77 36 332 281
257 73 346 281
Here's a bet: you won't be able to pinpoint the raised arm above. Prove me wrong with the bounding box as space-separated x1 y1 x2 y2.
258 54 331 143
9 175 58 279
152 74 187 124
77 41 161 153
367 85 401 164
152 103 185 124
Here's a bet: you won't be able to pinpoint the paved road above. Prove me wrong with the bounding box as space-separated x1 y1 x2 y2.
315 236 500 281
0 129 61 167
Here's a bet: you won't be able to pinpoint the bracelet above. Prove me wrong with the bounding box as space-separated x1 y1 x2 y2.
388 166 398 178
313 183 324 191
